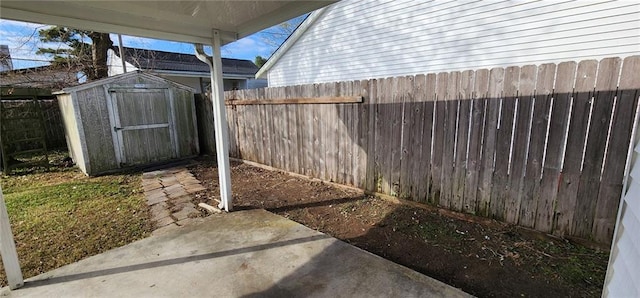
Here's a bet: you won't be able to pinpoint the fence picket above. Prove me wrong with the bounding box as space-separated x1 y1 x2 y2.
419 74 437 202
520 63 555 228
399 76 416 199
312 84 324 179
440 72 460 208
411 74 429 202
506 65 536 224
431 72 448 205
349 80 360 187
389 77 404 196
536 62 575 232
491 66 518 221
464 69 488 214
365 79 378 191
336 82 346 184
375 78 390 192
573 58 621 238
477 68 503 216
555 60 597 236
593 56 640 243
452 70 474 212
357 80 370 189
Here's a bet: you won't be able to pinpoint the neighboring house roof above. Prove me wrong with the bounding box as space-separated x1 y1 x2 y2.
114 47 260 78
0 64 81 89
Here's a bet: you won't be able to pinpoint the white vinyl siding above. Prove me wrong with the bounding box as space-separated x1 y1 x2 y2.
267 0 640 87
605 123 640 297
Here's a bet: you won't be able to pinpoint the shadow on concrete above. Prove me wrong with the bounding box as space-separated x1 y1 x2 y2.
20 234 329 289
238 228 467 298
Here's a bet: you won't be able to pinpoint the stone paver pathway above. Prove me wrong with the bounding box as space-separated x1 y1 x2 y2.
141 166 208 234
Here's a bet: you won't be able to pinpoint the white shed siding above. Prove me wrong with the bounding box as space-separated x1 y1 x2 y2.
267 0 640 87
605 121 640 297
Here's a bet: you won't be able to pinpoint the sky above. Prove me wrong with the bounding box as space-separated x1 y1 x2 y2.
0 16 303 70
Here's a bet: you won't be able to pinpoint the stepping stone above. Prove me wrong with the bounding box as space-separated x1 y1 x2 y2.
143 182 163 192
173 205 199 221
160 176 179 187
150 202 170 219
185 184 206 194
167 189 189 199
173 195 192 205
154 215 175 228
147 193 169 206
142 170 166 178
146 187 165 197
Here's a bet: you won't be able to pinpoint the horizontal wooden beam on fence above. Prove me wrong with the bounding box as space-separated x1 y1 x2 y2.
224 96 364 105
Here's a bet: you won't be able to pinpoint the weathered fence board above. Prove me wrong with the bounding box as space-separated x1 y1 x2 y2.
506 65 536 224
452 70 474 212
574 58 621 238
555 60 598 236
441 72 459 208
389 77 403 196
408 75 427 201
219 56 640 244
491 66 518 221
464 69 488 214
431 72 448 205
364 79 377 191
477 68 502 216
593 56 640 243
357 80 369 189
374 78 388 193
536 61 576 232
418 74 437 203
399 76 416 199
520 63 555 228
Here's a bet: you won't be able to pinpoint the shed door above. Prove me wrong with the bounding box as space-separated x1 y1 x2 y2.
109 88 177 167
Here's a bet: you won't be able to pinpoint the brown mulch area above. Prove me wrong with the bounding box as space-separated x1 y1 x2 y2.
190 157 608 298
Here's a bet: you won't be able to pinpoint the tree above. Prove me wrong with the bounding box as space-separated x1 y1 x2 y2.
36 26 112 81
254 55 267 68
259 15 307 56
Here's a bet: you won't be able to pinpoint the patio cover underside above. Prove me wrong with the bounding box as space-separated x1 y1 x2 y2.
0 1 333 45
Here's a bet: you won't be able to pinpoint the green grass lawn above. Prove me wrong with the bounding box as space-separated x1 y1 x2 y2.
0 165 152 287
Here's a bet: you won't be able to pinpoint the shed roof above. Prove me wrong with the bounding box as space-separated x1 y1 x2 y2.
116 47 259 77
57 71 195 94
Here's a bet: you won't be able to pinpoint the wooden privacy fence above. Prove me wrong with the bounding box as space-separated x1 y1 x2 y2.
221 56 640 244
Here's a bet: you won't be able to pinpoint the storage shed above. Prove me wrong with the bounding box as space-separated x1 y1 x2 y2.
56 71 199 176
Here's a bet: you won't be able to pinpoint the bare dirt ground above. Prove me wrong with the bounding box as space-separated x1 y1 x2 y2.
190 157 608 298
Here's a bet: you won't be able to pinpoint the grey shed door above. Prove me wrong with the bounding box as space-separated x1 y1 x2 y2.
109 88 176 166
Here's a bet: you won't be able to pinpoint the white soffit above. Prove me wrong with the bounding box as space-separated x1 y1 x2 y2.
0 1 336 45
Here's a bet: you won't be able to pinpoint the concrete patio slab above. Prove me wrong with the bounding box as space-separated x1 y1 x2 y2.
0 209 471 298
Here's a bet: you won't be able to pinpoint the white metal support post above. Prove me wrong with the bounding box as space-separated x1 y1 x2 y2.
0 183 23 289
211 30 232 211
194 30 232 211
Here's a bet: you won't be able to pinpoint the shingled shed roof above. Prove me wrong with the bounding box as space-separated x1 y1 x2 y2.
116 47 260 77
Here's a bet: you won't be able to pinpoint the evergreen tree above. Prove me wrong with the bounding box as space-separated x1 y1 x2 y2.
36 26 112 81
254 55 267 68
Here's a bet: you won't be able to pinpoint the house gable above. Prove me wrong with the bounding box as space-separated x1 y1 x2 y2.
264 0 640 87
